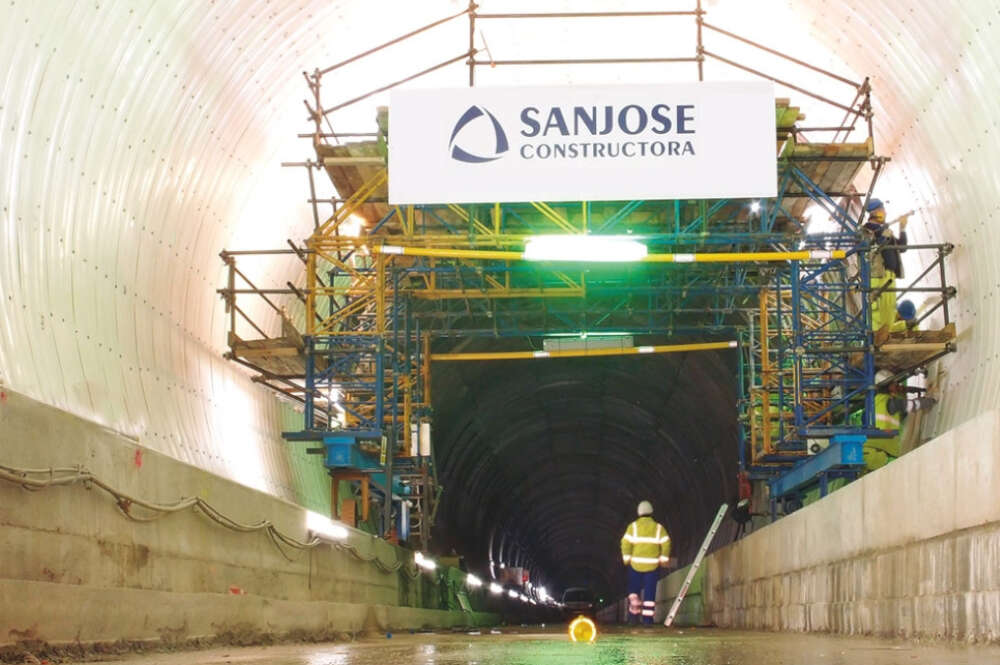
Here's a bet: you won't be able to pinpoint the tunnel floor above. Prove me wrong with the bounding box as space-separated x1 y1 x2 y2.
101 627 1000 665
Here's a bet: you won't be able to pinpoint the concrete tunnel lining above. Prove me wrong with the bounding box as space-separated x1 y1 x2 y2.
432 348 738 601
1 0 994 513
1 0 1000 652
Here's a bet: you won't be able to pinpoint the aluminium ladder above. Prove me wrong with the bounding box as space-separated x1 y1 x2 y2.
663 503 729 627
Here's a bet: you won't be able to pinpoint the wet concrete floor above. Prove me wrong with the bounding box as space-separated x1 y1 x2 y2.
105 627 1000 665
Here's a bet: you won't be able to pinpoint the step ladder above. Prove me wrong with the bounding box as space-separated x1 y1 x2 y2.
664 503 729 627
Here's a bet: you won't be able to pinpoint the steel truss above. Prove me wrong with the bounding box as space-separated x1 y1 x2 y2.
217 2 958 545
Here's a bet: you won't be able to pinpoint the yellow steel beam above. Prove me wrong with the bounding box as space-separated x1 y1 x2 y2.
530 201 578 233
377 245 523 261
316 169 387 236
430 340 738 362
373 245 846 263
446 204 494 237
311 234 525 249
409 287 584 299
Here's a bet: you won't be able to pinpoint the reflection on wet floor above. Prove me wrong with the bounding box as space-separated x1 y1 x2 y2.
107 627 1000 665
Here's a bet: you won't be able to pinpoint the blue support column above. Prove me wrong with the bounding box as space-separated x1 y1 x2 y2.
304 336 315 430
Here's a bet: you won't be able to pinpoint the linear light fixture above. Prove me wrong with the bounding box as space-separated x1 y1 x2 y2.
305 510 349 542
523 235 647 262
375 244 845 263
414 552 437 571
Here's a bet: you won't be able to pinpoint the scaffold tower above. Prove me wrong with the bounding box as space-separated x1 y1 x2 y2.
218 2 957 545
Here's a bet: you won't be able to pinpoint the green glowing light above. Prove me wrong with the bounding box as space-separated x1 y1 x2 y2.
524 235 647 262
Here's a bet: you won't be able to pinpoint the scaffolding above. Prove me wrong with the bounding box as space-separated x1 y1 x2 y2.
218 2 956 544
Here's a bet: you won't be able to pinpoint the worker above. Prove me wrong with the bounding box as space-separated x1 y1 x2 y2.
864 199 910 341
620 500 671 625
894 299 917 333
866 370 904 472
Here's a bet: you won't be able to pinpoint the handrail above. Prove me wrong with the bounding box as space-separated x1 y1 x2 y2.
702 50 858 115
701 21 862 89
321 52 475 116
472 56 698 66
476 10 702 19
317 8 472 76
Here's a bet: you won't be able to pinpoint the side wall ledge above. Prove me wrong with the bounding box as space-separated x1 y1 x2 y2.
0 391 497 646
659 410 1000 642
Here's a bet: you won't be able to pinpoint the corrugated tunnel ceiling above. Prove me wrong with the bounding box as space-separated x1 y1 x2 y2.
1 0 998 601
432 340 737 598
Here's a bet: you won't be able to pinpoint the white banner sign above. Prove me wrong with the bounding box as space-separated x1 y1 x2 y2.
388 81 776 204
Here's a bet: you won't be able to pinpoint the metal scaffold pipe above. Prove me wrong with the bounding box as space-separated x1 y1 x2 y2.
374 245 846 263
431 341 738 362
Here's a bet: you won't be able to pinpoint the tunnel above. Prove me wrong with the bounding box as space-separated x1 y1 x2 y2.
2 0 1000 663
432 345 738 601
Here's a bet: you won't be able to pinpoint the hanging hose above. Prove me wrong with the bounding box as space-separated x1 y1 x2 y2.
0 462 416 575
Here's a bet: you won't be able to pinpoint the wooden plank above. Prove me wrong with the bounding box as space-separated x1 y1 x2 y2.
879 343 949 352
237 346 302 358
323 156 385 166
885 323 957 344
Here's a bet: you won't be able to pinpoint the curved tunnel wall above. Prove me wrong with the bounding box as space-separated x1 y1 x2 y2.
0 0 997 597
789 1 1000 434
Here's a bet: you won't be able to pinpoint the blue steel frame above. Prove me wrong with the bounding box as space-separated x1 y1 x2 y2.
738 164 882 496
293 163 882 481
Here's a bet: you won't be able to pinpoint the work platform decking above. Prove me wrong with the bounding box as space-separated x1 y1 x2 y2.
217 2 957 549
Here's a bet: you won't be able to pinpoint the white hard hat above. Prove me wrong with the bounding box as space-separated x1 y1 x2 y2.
875 370 893 384
637 501 653 516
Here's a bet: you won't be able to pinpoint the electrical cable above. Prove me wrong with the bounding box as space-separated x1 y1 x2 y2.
0 462 416 575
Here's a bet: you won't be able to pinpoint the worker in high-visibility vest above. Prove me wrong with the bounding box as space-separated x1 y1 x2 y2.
620 501 671 625
866 370 904 472
865 199 910 339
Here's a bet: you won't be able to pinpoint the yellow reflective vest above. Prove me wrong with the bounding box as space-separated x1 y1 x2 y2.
872 392 901 457
620 516 671 573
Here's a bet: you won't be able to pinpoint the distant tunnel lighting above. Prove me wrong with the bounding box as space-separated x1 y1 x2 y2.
568 615 598 643
414 552 437 571
489 583 504 595
524 235 647 262
750 200 761 214
305 510 349 541
466 574 484 588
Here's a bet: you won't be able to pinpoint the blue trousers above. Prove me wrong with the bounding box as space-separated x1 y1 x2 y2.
627 567 659 624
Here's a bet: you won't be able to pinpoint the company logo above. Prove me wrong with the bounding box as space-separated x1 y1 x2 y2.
449 105 509 163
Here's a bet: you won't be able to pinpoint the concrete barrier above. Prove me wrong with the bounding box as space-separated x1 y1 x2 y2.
0 391 496 646
659 409 1000 641
655 563 708 626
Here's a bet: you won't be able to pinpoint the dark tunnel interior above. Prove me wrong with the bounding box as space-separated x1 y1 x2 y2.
431 341 739 602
